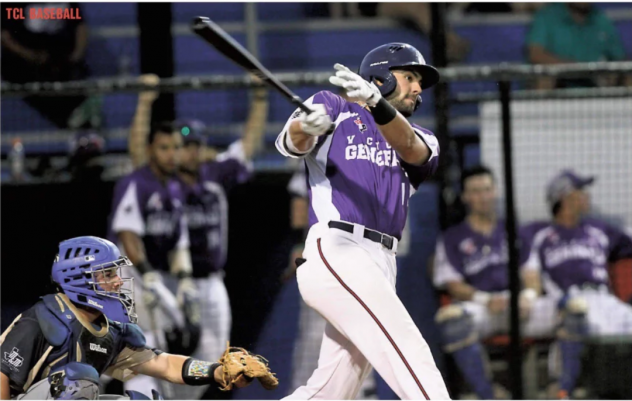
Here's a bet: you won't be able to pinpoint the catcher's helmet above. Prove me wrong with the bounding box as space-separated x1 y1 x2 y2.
359 43 440 110
51 236 137 324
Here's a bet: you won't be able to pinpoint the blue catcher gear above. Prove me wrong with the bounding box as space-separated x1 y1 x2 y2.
48 362 100 400
174 119 207 145
359 43 440 111
51 236 137 324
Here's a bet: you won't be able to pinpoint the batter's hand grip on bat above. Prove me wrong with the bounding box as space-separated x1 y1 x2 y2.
192 16 335 135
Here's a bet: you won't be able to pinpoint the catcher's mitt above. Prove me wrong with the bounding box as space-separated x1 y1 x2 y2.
217 342 279 391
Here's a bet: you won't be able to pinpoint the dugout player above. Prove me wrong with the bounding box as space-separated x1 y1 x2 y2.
0 237 263 400
432 165 556 399
524 170 632 399
125 74 268 399
108 77 196 398
275 43 449 399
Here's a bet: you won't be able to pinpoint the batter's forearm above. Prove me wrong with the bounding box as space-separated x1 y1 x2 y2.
288 121 317 153
377 114 430 165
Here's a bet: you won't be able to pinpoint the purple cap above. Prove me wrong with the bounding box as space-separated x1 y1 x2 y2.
546 169 595 205
174 119 207 145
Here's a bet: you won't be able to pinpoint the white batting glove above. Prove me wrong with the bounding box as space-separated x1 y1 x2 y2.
142 272 186 328
329 63 382 107
299 103 332 137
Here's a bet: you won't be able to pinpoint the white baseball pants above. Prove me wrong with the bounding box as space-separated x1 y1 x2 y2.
285 221 451 400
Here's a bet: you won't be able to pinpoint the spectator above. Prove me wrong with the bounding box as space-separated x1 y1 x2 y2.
463 3 543 14
1 2 92 128
526 3 627 89
356 3 470 64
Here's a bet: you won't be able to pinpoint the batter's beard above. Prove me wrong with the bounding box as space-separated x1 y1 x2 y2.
386 94 416 117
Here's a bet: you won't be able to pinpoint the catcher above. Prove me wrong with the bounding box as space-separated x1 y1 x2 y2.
0 236 277 400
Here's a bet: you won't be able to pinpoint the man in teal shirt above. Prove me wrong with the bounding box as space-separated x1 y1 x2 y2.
527 3 627 88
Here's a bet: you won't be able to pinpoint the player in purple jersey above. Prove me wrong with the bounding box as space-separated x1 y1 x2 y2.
124 74 269 399
108 75 197 399
275 43 449 399
432 166 557 399
524 169 632 399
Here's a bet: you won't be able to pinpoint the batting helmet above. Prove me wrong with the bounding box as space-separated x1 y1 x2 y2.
51 236 137 324
359 43 440 110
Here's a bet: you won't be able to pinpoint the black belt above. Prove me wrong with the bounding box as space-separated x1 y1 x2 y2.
328 221 395 250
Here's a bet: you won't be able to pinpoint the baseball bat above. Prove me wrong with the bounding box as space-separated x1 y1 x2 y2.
191 16 314 114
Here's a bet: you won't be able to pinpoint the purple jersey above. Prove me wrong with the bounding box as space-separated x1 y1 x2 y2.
275 91 439 239
180 141 252 276
434 220 527 292
526 218 632 294
108 166 188 272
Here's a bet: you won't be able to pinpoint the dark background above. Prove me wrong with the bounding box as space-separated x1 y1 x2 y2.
0 172 295 354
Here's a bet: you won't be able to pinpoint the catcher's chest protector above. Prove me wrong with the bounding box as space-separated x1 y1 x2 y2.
34 295 121 377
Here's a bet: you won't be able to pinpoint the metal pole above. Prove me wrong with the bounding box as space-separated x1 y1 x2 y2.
245 2 259 102
244 3 259 58
500 80 523 399
431 3 458 230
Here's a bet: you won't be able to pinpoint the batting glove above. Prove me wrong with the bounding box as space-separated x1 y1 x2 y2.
299 103 332 137
329 63 382 107
143 271 186 328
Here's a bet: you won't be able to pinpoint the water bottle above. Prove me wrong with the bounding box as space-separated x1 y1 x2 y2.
118 53 131 78
9 138 25 182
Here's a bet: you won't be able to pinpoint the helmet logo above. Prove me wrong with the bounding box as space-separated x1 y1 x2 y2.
369 61 388 67
85 255 95 262
54 255 59 263
88 299 104 309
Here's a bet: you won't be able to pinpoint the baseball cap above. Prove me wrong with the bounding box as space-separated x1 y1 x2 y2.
546 169 595 205
174 119 207 145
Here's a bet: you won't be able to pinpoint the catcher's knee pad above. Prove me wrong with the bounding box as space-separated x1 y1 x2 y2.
48 362 100 400
435 304 477 352
558 296 589 340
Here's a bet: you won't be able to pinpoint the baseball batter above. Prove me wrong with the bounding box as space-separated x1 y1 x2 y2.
275 43 450 399
524 170 632 399
433 166 557 399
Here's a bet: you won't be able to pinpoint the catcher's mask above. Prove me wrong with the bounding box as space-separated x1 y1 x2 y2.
51 236 137 324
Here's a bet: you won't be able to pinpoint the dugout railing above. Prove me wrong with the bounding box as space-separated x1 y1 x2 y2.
3 61 632 399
